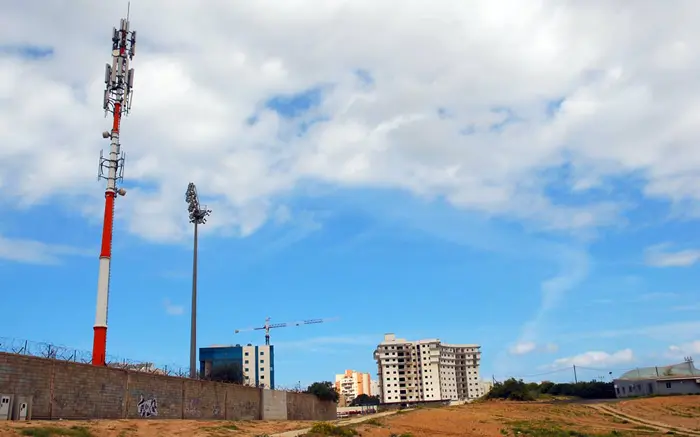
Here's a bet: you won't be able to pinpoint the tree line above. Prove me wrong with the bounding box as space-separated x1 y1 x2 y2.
485 378 616 401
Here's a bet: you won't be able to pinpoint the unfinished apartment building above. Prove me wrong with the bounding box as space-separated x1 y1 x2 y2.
373 333 482 404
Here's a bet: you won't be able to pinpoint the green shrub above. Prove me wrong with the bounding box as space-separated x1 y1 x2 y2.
306 422 357 436
486 378 616 401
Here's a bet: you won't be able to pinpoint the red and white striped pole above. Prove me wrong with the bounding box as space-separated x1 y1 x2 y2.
92 16 136 366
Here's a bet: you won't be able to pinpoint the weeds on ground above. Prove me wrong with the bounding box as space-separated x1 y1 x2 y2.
203 422 240 431
203 422 241 436
500 424 630 437
389 433 414 437
363 418 384 426
19 426 94 437
304 422 358 436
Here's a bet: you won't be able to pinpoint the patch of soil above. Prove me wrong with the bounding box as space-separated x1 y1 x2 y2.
0 418 314 437
607 396 700 431
351 401 681 437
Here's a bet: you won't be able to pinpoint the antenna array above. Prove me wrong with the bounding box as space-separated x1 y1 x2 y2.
91 12 137 367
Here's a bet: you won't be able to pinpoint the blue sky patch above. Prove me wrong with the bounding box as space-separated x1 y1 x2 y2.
266 86 326 118
546 97 565 118
355 69 374 86
0 44 54 59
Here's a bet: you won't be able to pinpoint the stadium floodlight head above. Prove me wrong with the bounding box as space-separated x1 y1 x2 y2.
185 182 212 225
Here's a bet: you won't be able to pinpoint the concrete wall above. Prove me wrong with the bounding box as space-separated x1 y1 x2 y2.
261 389 287 420
286 391 337 421
656 379 700 396
0 352 334 421
614 378 700 398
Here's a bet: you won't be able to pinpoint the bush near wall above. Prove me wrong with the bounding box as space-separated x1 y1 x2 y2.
485 378 615 401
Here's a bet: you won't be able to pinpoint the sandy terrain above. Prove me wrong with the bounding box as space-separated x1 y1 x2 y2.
0 418 314 437
349 401 667 437
2 396 700 437
605 396 700 432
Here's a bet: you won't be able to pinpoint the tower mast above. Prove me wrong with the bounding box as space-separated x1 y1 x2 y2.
92 13 137 366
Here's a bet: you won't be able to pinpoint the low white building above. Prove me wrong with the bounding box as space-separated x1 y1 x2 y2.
613 361 700 398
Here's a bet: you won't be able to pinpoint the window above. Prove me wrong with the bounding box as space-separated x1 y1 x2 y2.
245 352 249 356
260 367 265 371
260 359 265 363
245 360 249 364
245 368 249 372
260 351 265 355
666 382 672 389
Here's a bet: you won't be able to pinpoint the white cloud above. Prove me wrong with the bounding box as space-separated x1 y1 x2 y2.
551 349 635 369
507 248 588 358
567 321 700 344
510 341 537 355
636 292 679 301
0 1 699 242
0 234 91 265
665 341 700 359
671 303 700 311
509 341 558 356
163 299 184 316
645 244 700 267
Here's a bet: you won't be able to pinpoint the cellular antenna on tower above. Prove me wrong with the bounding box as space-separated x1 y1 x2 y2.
92 10 137 367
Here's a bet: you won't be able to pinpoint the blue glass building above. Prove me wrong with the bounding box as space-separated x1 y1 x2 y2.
199 344 275 389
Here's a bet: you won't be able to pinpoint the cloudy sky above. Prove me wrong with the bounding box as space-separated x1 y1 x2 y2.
1 0 700 387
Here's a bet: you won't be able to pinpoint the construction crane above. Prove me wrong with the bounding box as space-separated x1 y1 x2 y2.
234 316 338 346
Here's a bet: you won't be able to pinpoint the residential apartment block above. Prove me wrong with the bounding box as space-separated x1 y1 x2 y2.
373 333 481 403
370 379 380 397
334 369 372 404
199 344 274 389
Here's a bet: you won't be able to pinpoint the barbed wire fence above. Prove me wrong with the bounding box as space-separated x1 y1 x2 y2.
0 336 189 378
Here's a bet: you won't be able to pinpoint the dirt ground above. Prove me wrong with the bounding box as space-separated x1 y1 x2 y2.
350 401 673 437
606 396 700 431
351 397 700 437
0 418 314 437
2 396 700 437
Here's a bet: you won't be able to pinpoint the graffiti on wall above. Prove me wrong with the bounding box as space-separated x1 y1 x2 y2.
212 404 221 417
184 398 201 418
137 395 158 418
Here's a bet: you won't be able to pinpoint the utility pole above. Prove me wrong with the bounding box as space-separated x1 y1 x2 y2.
684 356 695 375
573 365 578 383
92 9 136 367
185 182 211 379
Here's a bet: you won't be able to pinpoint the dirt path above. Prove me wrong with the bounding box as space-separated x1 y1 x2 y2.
589 403 700 436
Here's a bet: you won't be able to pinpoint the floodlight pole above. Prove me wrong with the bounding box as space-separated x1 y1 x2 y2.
185 182 211 379
190 219 199 379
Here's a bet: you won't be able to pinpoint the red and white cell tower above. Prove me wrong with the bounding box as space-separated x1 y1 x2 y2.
92 13 136 366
